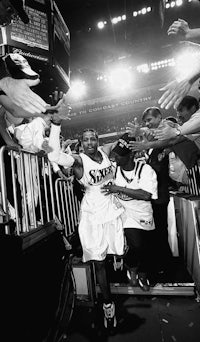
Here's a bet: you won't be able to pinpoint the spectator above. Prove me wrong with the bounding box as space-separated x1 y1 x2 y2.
140 107 173 275
14 115 52 229
128 97 200 170
155 96 200 145
14 100 71 228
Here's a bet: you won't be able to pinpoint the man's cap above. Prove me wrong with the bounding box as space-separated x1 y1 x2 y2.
4 53 39 80
10 0 29 24
112 133 133 157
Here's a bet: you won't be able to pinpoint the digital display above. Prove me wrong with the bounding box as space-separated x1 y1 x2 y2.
6 6 49 51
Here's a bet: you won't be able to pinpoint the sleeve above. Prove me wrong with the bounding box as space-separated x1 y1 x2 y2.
48 123 75 168
16 117 44 150
31 118 45 150
51 161 60 173
138 164 158 200
181 111 200 135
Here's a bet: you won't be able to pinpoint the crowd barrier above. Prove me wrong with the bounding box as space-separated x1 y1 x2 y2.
0 146 79 237
55 176 80 237
186 163 200 197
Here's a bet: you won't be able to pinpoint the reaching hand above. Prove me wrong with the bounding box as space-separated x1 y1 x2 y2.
0 77 47 114
126 118 142 137
167 18 190 38
48 94 72 121
128 141 148 152
158 79 192 110
154 122 178 140
57 170 69 181
62 139 73 150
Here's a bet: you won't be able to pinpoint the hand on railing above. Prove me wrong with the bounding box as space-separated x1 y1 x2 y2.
41 140 53 154
57 169 69 181
7 140 22 151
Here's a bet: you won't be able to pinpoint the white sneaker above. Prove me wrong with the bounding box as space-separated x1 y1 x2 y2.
127 268 138 286
103 302 117 328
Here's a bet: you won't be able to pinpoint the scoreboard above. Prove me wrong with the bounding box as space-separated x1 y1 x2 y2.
0 0 70 102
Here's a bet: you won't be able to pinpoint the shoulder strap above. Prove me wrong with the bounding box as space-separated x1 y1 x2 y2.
134 160 145 180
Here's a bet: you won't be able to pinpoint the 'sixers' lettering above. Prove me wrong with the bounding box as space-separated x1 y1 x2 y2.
89 165 113 184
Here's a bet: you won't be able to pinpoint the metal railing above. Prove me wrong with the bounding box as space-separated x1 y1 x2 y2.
55 176 80 237
0 146 79 237
179 162 200 197
186 163 200 197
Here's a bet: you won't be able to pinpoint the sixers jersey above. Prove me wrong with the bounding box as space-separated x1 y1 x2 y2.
79 148 114 187
78 148 123 224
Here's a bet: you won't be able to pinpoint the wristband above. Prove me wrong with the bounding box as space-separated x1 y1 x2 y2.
51 119 61 126
174 127 181 136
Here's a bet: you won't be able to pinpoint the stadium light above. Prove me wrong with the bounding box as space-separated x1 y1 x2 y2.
97 21 105 29
141 8 147 15
107 67 134 92
69 80 87 100
111 17 119 24
137 64 150 73
176 0 183 6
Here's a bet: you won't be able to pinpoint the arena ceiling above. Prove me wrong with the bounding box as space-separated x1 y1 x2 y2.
54 0 200 92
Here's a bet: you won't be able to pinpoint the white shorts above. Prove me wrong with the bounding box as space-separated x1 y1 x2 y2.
78 211 125 262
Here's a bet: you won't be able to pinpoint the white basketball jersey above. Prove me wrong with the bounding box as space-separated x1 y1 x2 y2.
79 148 123 224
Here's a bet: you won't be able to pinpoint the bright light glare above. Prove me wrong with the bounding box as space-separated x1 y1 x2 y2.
175 49 200 80
141 8 147 15
176 0 183 6
137 64 150 73
69 81 87 99
97 21 105 29
108 68 133 92
111 17 118 24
